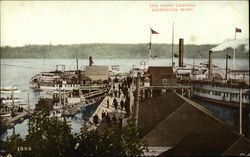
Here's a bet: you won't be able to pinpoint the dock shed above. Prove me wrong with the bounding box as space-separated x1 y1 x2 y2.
148 66 177 86
85 65 109 81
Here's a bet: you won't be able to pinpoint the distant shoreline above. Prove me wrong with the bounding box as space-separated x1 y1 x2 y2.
1 43 249 59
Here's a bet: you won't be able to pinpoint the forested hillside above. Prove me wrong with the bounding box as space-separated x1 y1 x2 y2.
1 43 248 59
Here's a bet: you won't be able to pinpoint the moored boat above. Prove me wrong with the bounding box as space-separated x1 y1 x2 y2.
174 39 249 108
0 86 21 93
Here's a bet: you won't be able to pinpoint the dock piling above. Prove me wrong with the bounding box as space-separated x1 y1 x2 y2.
239 88 243 135
59 87 62 104
27 93 30 113
12 86 14 109
134 72 141 125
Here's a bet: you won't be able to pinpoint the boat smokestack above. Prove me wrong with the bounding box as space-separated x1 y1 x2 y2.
89 56 93 66
208 50 213 80
179 38 184 67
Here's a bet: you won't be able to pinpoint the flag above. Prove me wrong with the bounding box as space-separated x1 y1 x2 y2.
235 28 242 33
151 28 159 34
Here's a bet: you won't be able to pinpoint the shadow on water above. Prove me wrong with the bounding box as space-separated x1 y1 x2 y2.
191 98 237 125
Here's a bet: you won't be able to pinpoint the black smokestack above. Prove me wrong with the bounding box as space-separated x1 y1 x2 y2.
179 38 184 67
89 56 93 66
208 50 213 80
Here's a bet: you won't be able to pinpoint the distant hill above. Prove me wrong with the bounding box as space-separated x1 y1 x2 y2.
0 43 249 59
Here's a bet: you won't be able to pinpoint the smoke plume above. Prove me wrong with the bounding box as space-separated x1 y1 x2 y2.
211 38 249 52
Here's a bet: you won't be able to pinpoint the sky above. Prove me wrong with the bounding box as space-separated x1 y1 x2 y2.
1 1 249 47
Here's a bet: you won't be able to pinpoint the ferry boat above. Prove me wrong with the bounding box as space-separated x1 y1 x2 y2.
174 48 249 108
179 78 249 108
30 61 119 91
0 113 11 118
0 86 21 93
1 97 21 104
29 65 84 91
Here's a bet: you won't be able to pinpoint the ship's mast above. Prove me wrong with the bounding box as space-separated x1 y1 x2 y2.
233 31 236 70
233 27 241 69
149 28 152 62
76 49 78 71
172 22 174 67
225 54 230 80
208 50 213 80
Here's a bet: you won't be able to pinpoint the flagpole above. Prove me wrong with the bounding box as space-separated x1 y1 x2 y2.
172 22 174 67
233 28 236 69
149 28 152 61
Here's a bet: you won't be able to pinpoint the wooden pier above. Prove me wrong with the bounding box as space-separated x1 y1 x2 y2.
79 86 107 91
8 111 29 123
2 110 33 126
83 88 109 99
86 84 127 131
85 80 193 131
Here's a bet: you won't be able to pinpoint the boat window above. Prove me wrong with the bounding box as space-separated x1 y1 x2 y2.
214 91 221 96
163 79 168 85
243 94 246 99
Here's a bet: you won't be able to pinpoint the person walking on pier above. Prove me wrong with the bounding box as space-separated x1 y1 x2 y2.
113 98 118 110
123 86 129 98
125 97 130 118
101 110 106 122
106 113 111 127
120 99 124 111
118 84 121 91
114 90 118 98
105 110 108 118
118 115 123 128
107 98 109 108
118 90 121 98
93 114 99 126
121 82 124 89
112 114 117 122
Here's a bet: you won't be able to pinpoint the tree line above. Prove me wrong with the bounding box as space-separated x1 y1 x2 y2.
1 43 248 59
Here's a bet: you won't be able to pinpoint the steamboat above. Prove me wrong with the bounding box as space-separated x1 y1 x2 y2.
29 57 124 92
174 38 249 108
129 29 249 108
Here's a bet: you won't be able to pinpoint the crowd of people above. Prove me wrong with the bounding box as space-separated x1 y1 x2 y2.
92 76 133 128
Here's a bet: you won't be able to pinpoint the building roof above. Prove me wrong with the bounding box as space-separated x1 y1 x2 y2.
148 66 174 78
138 92 250 156
85 65 109 81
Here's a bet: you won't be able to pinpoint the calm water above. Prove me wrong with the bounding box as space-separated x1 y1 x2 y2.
0 58 249 140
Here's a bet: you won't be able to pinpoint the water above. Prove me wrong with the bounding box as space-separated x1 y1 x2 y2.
192 98 237 125
0 58 248 140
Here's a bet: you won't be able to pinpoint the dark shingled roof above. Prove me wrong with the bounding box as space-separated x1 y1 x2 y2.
138 92 250 156
148 66 175 78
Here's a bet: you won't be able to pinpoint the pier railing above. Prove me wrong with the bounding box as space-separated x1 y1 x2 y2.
140 85 192 90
